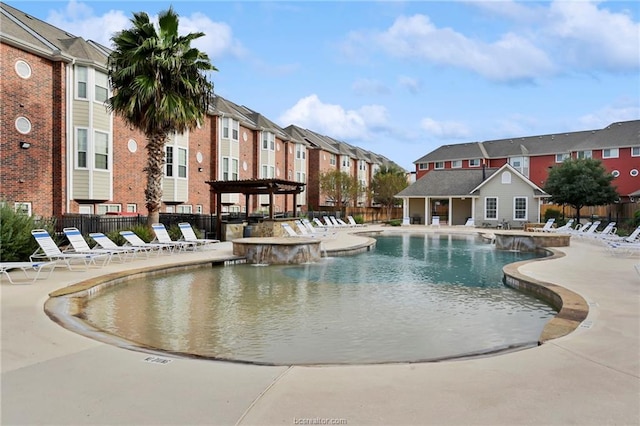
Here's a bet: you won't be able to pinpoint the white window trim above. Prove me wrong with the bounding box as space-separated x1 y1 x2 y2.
418 163 428 170
76 127 89 169
14 202 32 216
513 196 527 221
577 150 592 159
434 161 445 170
468 159 481 167
555 153 569 163
484 197 498 220
451 160 462 168
602 148 619 159
631 147 640 157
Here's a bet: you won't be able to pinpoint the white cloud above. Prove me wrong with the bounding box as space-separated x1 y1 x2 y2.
279 94 390 140
352 78 390 96
420 118 471 139
397 75 421 94
345 14 555 82
577 97 640 129
45 1 245 59
545 1 640 72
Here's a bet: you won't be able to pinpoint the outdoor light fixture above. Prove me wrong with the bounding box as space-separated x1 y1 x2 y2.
19 141 31 149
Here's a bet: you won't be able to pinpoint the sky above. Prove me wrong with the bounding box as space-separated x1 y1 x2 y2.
8 0 640 170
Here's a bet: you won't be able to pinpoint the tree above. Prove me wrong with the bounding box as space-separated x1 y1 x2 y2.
543 158 618 223
107 8 216 226
319 169 362 208
371 165 408 221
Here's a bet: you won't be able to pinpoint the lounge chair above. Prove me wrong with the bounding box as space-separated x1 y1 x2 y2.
281 223 306 238
30 229 110 270
323 216 335 227
549 219 574 233
313 218 330 229
576 221 602 238
532 218 555 232
89 232 151 259
336 217 352 227
329 216 347 228
464 218 475 227
0 261 56 284
63 227 130 262
567 221 592 234
347 216 365 227
151 223 198 252
584 222 616 239
178 223 219 250
302 219 336 238
119 230 173 255
295 220 314 237
431 216 440 227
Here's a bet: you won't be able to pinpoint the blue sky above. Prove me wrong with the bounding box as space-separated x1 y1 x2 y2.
10 0 640 170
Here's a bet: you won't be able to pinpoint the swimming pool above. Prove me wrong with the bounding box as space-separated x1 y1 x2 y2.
80 233 556 365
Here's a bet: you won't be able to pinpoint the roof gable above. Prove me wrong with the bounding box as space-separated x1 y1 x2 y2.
470 163 547 195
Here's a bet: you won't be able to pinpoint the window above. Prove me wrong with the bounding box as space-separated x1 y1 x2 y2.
231 120 239 141
296 145 306 160
196 205 203 214
14 202 32 216
97 204 121 215
166 147 174 176
418 163 428 170
509 156 529 177
261 165 274 178
76 66 87 99
15 60 31 79
501 171 512 184
296 171 306 183
95 71 108 102
612 170 620 178
632 147 640 157
577 150 592 159
359 160 366 171
94 131 109 170
222 117 229 138
555 153 570 163
485 197 497 220
514 197 527 220
262 132 275 150
177 205 192 213
77 128 88 168
602 148 619 159
435 161 444 170
451 160 462 168
15 117 31 134
126 204 137 213
469 159 480 167
329 154 337 166
165 147 187 177
342 156 350 168
222 157 239 180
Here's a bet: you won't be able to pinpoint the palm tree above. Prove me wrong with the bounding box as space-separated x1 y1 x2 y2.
107 7 217 226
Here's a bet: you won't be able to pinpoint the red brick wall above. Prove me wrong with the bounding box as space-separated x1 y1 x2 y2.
0 44 62 217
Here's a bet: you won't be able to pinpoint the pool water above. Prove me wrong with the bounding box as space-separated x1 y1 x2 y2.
81 233 556 365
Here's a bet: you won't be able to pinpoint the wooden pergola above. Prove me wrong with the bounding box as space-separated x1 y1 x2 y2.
206 178 306 239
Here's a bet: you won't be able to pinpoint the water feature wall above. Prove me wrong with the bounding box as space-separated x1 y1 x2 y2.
233 237 322 264
494 233 570 252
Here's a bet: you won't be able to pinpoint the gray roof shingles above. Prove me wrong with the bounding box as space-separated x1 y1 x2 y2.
396 168 499 197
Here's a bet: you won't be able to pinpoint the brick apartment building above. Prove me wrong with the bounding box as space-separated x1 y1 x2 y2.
0 2 399 218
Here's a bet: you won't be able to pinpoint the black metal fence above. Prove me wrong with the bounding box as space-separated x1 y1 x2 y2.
54 213 224 239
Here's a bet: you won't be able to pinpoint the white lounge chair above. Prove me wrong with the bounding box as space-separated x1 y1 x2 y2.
302 219 336 238
347 216 365 227
119 230 172 255
431 216 440 227
89 232 151 259
30 229 110 270
0 261 56 284
585 222 616 239
464 218 475 227
532 218 555 232
549 219 574 233
151 223 198 252
178 223 219 250
63 227 129 262
281 223 306 238
313 218 329 229
576 221 602 238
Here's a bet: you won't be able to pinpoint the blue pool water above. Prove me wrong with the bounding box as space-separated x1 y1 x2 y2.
81 233 556 365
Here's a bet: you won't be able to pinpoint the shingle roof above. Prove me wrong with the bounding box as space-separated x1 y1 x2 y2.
572 120 640 150
396 168 499 197
1 2 107 64
413 120 640 164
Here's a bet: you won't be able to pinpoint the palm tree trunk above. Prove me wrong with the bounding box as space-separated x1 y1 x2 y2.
145 132 168 226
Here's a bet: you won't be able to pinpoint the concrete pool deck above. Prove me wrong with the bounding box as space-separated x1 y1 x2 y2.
1 225 638 425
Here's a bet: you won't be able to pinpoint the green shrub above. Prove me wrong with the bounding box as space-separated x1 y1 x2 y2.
388 219 402 226
634 210 640 226
352 214 365 224
544 208 562 222
0 204 56 261
126 224 154 243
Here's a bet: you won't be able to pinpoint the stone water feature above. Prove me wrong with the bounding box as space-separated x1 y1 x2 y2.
493 232 570 252
232 237 322 264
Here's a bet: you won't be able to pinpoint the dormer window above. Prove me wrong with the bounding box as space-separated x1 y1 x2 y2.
468 159 480 167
